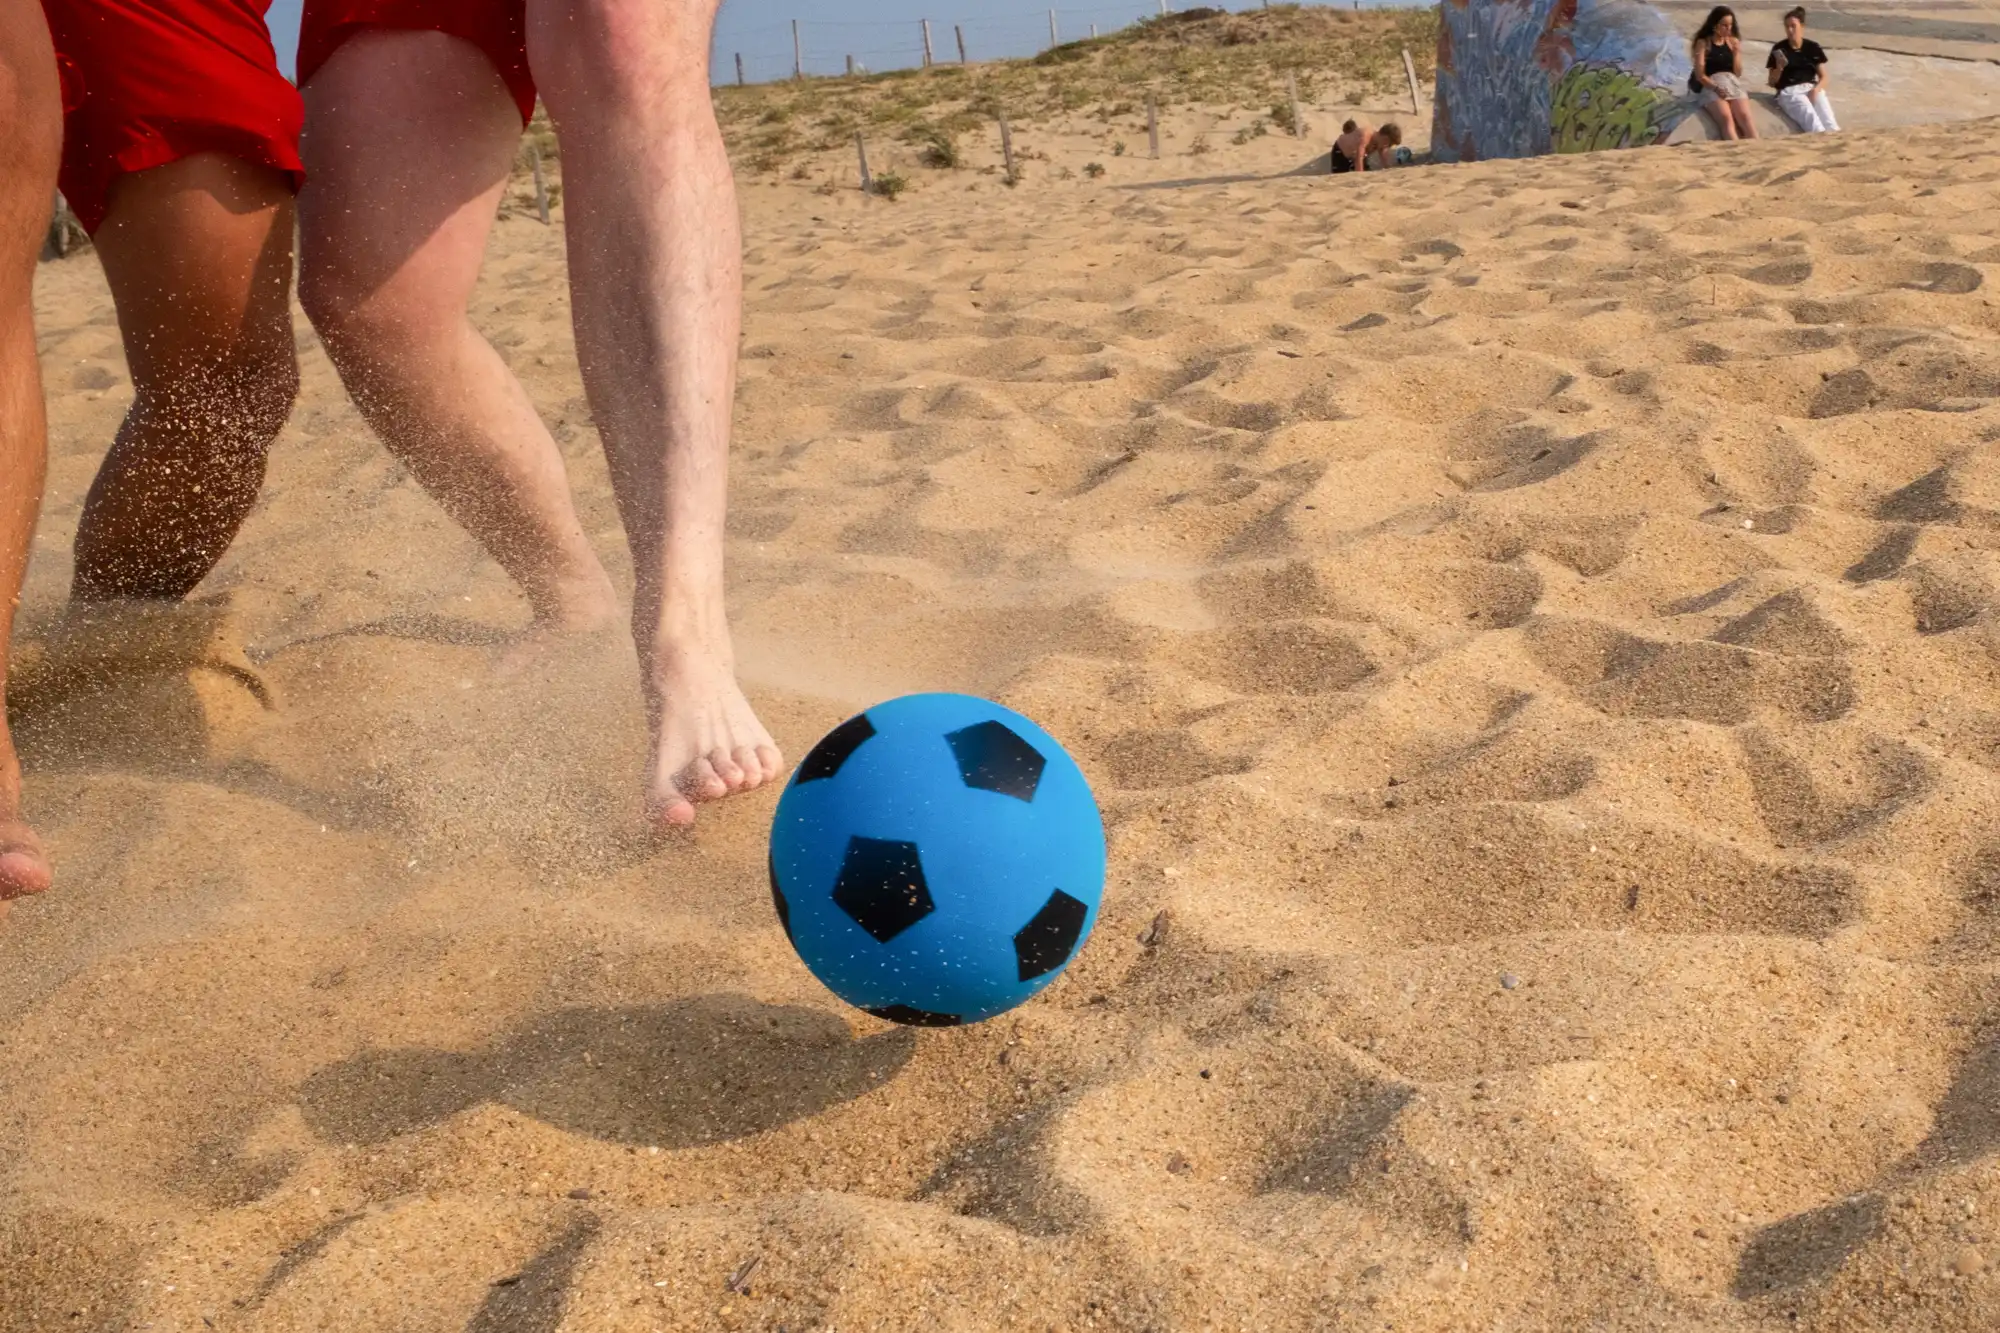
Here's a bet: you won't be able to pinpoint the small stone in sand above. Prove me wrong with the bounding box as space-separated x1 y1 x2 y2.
1167 1152 1191 1175
1951 1247 1985 1276
1500 973 1520 990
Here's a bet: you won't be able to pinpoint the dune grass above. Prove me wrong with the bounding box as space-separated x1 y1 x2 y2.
709 5 1439 178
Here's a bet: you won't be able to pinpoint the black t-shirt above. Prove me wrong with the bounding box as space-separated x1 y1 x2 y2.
1768 38 1827 89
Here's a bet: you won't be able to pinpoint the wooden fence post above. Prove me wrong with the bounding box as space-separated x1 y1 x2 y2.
792 19 802 79
856 132 872 192
528 140 551 224
1286 72 1303 137
1048 9 1058 47
846 54 855 76
1401 47 1422 116
1146 97 1159 159
922 19 934 67
998 113 1016 182
955 24 967 63
735 52 745 86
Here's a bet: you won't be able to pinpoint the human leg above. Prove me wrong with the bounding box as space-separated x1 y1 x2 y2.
1808 88 1839 132
0 0 60 903
73 153 298 600
1729 97 1758 139
526 0 782 826
296 29 615 635
1775 84 1826 132
1702 95 1739 139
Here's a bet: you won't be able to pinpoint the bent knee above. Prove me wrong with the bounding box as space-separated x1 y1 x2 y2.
135 345 299 445
299 262 452 373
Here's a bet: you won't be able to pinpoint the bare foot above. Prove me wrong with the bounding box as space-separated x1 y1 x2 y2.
643 638 784 828
496 571 622 678
0 719 50 912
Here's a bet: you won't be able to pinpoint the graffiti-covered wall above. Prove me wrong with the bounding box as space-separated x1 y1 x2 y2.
1433 0 1698 162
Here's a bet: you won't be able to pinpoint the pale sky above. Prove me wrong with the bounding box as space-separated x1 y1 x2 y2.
263 1 1405 86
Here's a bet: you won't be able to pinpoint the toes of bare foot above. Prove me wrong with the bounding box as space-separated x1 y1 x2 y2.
0 835 52 901
648 755 729 829
729 745 769 791
650 793 698 829
643 651 784 829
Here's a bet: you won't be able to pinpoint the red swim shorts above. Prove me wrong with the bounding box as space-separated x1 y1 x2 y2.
40 0 533 235
41 0 305 233
299 0 537 125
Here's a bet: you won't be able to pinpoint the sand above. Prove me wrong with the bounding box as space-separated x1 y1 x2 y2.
4 106 2000 1332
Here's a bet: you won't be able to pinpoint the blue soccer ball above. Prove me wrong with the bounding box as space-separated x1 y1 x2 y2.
769 693 1105 1026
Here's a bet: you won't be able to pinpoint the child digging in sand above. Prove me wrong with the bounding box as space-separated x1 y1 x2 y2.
1331 120 1402 174
0 0 782 911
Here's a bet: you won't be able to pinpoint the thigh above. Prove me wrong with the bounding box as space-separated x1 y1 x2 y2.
92 153 295 388
1775 87 1815 129
0 0 60 296
298 29 522 328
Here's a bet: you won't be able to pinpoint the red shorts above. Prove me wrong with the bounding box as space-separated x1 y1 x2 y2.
42 0 305 233
299 0 536 125
40 0 534 235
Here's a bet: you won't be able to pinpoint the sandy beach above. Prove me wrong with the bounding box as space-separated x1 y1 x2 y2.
5 41 2000 1333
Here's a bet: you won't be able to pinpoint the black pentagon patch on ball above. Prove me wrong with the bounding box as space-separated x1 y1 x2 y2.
797 712 876 783
945 719 1047 803
832 836 935 943
866 1004 963 1027
1014 889 1089 981
769 851 794 945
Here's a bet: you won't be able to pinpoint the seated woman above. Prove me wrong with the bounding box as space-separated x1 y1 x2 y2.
1768 6 1840 132
1690 6 1757 140
1331 120 1402 174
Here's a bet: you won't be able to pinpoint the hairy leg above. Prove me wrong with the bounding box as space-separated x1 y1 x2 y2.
0 0 60 905
527 0 782 826
74 153 298 599
297 31 615 634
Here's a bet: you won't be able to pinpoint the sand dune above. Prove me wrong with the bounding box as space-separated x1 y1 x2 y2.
5 113 2000 1331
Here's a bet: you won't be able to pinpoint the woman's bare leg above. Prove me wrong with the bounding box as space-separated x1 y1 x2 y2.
73 153 297 600
0 0 61 907
297 31 617 638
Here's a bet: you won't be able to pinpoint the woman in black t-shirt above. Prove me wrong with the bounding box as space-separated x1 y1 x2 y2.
1690 6 1757 140
1767 7 1840 132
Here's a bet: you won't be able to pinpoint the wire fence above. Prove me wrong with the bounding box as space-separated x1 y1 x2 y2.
714 1 1418 86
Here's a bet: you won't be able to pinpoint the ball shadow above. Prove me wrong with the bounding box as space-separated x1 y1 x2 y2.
298 993 916 1148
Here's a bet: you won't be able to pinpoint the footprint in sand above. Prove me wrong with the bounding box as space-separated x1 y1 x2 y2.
8 596 275 773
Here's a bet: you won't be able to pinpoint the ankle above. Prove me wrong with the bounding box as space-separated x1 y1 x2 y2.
528 564 619 631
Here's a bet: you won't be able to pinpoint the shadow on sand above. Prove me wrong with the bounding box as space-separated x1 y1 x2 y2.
1733 1031 2000 1299
299 992 917 1149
